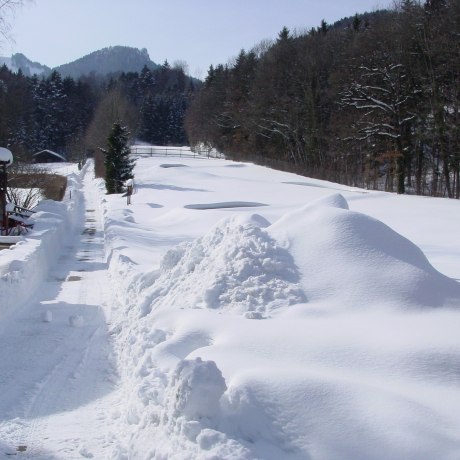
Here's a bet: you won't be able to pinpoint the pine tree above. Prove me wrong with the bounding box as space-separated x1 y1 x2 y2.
102 122 135 194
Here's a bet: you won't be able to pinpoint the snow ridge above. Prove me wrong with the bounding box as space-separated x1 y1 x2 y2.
0 170 84 319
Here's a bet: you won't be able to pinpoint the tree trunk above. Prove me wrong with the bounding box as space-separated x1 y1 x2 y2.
415 144 423 195
396 140 406 194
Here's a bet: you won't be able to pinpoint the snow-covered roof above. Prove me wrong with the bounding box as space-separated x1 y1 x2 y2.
0 147 13 165
32 149 66 162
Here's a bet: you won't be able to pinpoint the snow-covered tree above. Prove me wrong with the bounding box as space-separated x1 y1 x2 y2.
102 122 135 194
340 60 418 194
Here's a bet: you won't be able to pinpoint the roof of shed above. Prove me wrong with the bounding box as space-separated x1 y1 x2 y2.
33 150 66 161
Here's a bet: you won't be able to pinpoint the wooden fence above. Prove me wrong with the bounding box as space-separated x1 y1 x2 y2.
130 145 224 159
130 146 197 158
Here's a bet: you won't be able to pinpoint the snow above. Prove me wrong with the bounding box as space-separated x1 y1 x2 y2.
268 193 460 310
0 147 13 164
0 170 82 320
0 156 459 459
138 213 305 317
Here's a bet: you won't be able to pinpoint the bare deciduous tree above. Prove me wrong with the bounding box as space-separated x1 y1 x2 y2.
84 85 137 178
6 163 66 209
0 0 31 46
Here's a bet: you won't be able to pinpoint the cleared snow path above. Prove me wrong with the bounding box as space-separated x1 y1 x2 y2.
0 168 116 459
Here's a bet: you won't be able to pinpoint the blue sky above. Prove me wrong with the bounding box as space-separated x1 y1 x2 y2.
5 0 390 78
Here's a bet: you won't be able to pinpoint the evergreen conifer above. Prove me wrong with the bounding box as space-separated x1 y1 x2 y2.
102 122 135 194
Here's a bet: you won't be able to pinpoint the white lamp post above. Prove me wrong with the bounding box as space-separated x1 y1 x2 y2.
0 147 13 234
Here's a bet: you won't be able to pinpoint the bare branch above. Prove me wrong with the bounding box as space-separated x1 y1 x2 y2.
0 0 32 46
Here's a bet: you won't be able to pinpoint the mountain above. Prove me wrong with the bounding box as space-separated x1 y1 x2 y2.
0 47 163 80
53 46 160 79
0 53 50 76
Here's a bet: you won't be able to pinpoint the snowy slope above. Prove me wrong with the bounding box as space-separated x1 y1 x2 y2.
0 156 459 459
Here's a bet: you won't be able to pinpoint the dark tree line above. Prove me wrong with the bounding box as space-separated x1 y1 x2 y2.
185 0 460 197
0 61 197 163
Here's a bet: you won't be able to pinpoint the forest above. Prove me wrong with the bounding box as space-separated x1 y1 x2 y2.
0 61 197 163
1 0 458 198
185 0 460 197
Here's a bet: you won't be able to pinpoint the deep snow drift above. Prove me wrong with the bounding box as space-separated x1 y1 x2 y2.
269 193 460 310
101 156 460 459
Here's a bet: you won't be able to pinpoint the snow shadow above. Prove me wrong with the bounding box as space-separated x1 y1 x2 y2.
146 203 164 209
184 201 268 210
61 242 107 272
159 163 189 168
75 261 107 272
283 181 367 194
137 183 210 193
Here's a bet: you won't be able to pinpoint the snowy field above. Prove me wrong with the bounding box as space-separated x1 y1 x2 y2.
0 156 459 459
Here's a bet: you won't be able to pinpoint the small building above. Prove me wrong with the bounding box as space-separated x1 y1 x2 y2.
32 149 66 163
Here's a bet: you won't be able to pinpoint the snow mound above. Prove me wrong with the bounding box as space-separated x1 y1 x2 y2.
163 358 227 422
306 192 349 210
270 194 460 310
139 214 306 316
41 310 52 322
69 314 85 327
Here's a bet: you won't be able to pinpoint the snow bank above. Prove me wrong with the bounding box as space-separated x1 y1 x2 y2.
0 167 84 319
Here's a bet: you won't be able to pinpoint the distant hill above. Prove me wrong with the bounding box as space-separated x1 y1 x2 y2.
53 46 160 79
0 47 162 79
0 53 50 76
